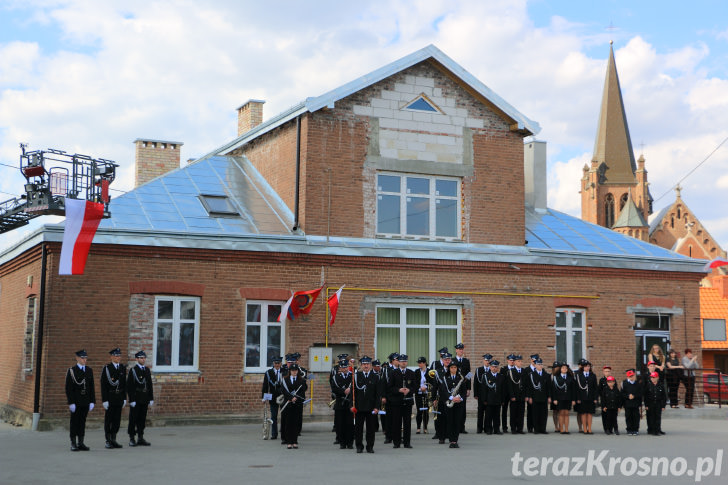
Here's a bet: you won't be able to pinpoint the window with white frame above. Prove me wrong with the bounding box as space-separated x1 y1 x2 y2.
154 296 200 372
555 309 586 368
245 301 284 372
375 304 460 365
377 173 460 239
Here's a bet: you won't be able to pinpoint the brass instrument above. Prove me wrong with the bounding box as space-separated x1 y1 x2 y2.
327 398 337 408
262 401 273 440
445 373 465 408
428 369 437 379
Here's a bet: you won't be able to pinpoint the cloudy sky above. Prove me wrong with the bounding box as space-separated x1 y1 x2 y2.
2 0 728 253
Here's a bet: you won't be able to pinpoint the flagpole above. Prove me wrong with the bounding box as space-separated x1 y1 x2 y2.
325 286 330 347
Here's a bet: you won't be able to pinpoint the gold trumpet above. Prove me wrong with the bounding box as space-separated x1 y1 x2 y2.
327 398 337 408
428 369 437 378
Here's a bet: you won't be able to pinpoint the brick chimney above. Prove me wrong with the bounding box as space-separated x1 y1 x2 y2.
714 275 728 299
134 139 183 188
237 99 265 136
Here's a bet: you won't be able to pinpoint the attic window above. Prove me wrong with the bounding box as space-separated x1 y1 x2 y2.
403 95 439 113
199 195 239 217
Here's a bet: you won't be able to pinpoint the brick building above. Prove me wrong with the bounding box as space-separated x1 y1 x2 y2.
1 45 705 427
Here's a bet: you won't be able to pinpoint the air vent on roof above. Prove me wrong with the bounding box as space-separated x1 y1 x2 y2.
199 195 239 217
403 94 440 113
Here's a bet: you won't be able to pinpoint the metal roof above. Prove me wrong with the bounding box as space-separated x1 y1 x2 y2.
202 44 540 160
612 195 648 228
98 155 293 236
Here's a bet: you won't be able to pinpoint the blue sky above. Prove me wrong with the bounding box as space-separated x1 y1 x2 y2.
1 0 728 253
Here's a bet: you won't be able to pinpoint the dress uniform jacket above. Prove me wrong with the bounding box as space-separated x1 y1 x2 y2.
506 367 527 401
100 363 126 406
453 357 471 390
127 364 154 405
66 365 96 407
600 384 623 410
386 368 417 405
525 370 551 402
261 367 283 401
621 379 642 408
574 371 599 412
331 372 354 410
550 373 576 405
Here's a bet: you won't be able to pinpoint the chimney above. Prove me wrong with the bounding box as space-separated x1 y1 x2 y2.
237 99 265 136
134 138 183 188
524 140 547 212
714 275 728 299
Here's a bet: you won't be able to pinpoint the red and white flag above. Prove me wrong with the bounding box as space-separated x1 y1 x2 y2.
703 258 728 272
59 199 104 275
327 286 345 326
278 286 324 323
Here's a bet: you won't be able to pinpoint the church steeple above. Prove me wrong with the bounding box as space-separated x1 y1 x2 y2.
591 41 637 185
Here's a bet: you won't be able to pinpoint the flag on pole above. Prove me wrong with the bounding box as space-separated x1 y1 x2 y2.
59 198 104 275
279 286 324 323
327 286 345 326
703 258 728 272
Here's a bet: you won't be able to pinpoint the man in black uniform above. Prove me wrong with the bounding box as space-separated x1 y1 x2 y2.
433 352 452 442
261 355 283 440
100 347 126 449
483 359 504 434
453 343 471 433
644 371 667 435
473 353 492 433
500 354 516 432
331 358 354 449
387 354 416 448
525 357 550 434
598 365 614 433
353 356 381 453
524 354 539 433
127 350 154 447
621 369 642 436
65 349 95 451
371 359 382 433
506 354 526 434
381 353 398 444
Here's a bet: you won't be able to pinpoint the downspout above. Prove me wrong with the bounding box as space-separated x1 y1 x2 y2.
32 242 47 431
292 115 301 232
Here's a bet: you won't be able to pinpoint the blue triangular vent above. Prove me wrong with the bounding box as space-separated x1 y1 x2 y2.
404 95 439 112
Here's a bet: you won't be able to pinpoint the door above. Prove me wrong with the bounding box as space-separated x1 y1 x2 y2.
635 331 669 376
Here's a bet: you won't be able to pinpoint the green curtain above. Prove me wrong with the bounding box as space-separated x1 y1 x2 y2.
407 328 428 360
435 328 456 353
436 308 457 325
378 307 400 324
377 327 400 362
406 308 429 325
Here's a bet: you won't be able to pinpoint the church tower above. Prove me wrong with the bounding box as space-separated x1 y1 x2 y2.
581 42 651 240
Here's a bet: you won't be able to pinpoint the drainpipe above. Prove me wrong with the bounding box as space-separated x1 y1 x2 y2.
32 242 47 431
292 115 301 232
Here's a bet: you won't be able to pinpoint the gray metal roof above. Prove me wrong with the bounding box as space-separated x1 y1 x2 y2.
98 156 293 235
202 44 540 160
612 196 648 228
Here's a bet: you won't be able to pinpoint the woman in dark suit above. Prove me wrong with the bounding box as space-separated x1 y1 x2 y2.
550 363 575 434
281 364 307 449
574 361 598 434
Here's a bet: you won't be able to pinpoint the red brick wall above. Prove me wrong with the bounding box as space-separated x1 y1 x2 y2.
0 242 702 419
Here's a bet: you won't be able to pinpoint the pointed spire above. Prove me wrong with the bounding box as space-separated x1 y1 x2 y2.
592 43 638 185
613 191 648 229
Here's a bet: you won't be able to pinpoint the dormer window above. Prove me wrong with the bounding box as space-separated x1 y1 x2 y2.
199 195 239 217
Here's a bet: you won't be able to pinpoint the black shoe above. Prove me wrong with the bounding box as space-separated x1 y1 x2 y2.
137 438 151 446
105 441 114 449
614 430 620 435
605 431 613 435
271 435 278 440
449 442 459 448
111 434 123 448
495 431 503 435
77 443 90 451
431 435 438 439
438 439 445 444
366 448 374 453
511 430 518 435
129 438 137 447
404 444 413 449
347 444 353 449
486 431 493 435
70 441 79 452
333 440 340 445
540 431 549 434
517 431 526 434
476 430 483 434
383 439 392 444
461 430 468 434
659 431 666 435
393 444 400 449
340 444 347 449
357 448 363 453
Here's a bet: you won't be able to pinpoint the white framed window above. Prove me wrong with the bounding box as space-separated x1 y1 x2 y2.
555 308 586 368
245 301 284 373
376 173 460 239
153 296 200 372
375 304 460 365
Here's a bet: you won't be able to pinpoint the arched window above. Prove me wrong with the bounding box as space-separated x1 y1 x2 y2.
677 207 681 219
620 193 629 211
671 217 674 228
605 194 615 227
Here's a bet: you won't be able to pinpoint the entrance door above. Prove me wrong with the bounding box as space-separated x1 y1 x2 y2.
635 331 669 375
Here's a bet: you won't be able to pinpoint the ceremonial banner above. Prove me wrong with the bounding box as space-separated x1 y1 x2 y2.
279 286 324 323
59 198 104 275
327 286 344 326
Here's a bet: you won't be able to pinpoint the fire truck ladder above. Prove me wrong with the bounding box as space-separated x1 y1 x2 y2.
0 144 118 234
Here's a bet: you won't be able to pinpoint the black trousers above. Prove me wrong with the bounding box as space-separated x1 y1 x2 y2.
128 403 149 438
646 405 663 434
476 400 486 432
509 399 525 432
69 404 89 441
603 408 618 432
531 400 548 433
415 393 429 430
104 404 123 437
446 404 464 443
390 403 413 446
485 404 501 433
268 401 279 438
624 407 640 433
501 399 509 431
334 408 354 445
460 396 467 431
281 404 302 444
526 400 534 431
684 376 695 405
355 411 377 450
667 372 681 405
434 399 447 438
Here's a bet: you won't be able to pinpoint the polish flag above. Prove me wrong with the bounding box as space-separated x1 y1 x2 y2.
703 258 728 272
59 199 105 275
327 286 345 326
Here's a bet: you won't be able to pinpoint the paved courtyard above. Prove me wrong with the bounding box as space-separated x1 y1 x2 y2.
1 410 727 484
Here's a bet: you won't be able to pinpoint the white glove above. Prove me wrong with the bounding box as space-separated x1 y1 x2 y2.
69 404 76 413
149 401 154 406
123 400 127 408
89 403 94 411
130 402 136 407
102 401 109 410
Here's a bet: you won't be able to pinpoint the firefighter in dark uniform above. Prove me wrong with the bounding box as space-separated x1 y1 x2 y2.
127 350 154 446
353 356 381 453
483 359 505 434
381 353 398 444
65 349 95 451
453 343 471 433
371 359 382 432
433 352 452 442
600 375 622 435
261 355 283 440
500 354 516 432
525 357 551 434
387 354 416 448
506 354 527 434
331 358 354 449
644 371 667 435
524 353 539 432
598 365 614 433
441 360 465 448
100 347 126 449
473 353 492 433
